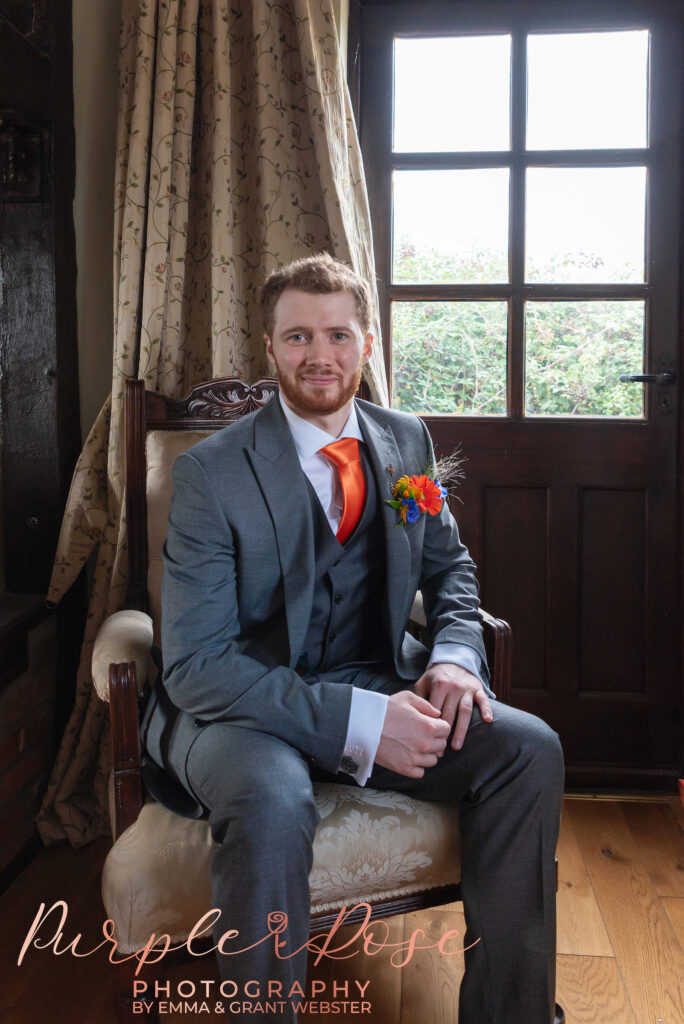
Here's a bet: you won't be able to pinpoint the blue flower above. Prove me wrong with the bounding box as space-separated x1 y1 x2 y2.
404 498 421 523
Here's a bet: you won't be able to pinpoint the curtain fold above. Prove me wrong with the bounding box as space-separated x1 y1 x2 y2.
38 0 387 847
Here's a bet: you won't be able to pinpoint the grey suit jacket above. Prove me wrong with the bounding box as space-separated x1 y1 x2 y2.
142 394 488 802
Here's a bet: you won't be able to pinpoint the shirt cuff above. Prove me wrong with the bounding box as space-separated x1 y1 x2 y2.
339 687 389 786
428 642 496 699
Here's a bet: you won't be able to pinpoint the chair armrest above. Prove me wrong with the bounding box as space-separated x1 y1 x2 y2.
92 610 152 838
408 594 512 705
480 609 512 706
92 609 154 701
109 661 145 838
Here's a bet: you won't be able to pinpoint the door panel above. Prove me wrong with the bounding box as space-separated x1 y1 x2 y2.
481 486 549 689
578 488 645 695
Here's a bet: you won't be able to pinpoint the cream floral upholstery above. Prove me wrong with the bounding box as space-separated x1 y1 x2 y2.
103 787 461 952
97 426 462 952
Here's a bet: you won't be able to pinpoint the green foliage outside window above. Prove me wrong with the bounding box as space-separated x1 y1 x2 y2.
392 242 644 417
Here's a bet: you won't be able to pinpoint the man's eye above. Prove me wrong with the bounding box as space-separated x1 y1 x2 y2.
288 334 307 343
332 332 348 342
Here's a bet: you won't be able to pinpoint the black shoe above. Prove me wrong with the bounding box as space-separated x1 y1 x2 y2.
554 1004 565 1024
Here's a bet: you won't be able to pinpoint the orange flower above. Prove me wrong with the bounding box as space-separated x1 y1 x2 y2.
407 475 444 516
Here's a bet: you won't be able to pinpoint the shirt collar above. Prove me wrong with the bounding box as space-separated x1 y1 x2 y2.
278 391 364 459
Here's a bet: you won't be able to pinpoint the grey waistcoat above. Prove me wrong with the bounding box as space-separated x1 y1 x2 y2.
298 444 390 675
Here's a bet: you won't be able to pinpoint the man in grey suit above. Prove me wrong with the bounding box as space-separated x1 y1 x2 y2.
142 253 565 1024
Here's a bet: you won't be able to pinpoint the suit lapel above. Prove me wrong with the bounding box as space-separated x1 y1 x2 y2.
246 396 315 669
356 403 412 657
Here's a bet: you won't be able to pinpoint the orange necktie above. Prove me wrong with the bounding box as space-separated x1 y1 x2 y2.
320 437 366 544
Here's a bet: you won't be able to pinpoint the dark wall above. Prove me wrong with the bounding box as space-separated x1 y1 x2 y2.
0 0 81 593
0 0 53 54
0 1 85 882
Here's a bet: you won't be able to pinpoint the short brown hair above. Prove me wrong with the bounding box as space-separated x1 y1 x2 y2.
261 252 373 336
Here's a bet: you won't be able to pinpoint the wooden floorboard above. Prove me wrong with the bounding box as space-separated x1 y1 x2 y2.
666 795 684 832
566 800 684 1024
555 953 636 1024
556 808 613 958
661 897 684 950
1 797 683 1023
619 802 684 897
0 838 111 1016
399 907 466 1024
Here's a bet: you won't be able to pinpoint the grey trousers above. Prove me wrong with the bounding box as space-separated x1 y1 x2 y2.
182 667 564 1024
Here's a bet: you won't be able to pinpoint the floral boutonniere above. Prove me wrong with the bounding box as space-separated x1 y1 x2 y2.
385 451 465 527
387 474 448 525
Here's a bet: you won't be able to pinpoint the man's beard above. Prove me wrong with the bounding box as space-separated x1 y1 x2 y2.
276 364 363 415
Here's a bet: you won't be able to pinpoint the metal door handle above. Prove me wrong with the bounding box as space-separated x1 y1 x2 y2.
619 372 676 385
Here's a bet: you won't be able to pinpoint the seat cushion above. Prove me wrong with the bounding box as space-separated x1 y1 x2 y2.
102 785 461 951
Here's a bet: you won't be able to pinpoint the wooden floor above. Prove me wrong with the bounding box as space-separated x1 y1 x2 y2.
0 795 682 1023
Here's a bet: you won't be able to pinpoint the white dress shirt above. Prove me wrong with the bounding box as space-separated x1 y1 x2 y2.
279 393 487 785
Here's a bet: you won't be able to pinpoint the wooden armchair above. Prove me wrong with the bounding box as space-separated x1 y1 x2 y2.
92 377 513 1023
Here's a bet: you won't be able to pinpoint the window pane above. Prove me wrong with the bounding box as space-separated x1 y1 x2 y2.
393 36 511 152
392 301 508 415
527 31 649 150
393 169 509 284
525 301 645 417
526 167 646 283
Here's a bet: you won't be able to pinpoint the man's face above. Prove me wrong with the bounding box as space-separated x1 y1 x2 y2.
265 288 373 419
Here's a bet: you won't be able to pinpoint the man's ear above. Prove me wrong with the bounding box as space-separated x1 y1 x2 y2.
362 333 374 363
265 334 275 364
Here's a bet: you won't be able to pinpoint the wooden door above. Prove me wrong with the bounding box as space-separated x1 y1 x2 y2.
358 0 683 788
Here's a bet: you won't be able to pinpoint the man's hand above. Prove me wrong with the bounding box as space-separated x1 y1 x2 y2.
414 663 493 751
375 690 451 778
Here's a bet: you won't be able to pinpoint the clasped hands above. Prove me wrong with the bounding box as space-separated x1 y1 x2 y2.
375 663 493 778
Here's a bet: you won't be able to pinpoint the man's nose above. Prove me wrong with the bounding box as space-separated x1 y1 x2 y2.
305 334 334 363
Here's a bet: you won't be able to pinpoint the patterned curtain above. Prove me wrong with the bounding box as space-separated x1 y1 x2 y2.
38 0 387 846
